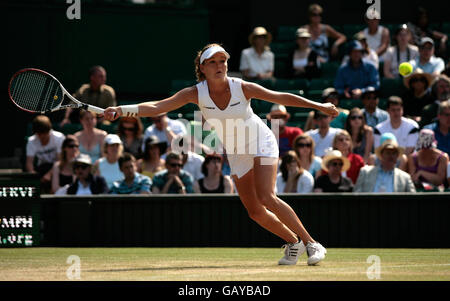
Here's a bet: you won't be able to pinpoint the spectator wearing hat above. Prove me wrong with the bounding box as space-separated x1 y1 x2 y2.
361 87 389 129
305 110 340 157
300 4 346 62
402 68 435 121
194 153 234 194
275 150 314 193
341 32 379 70
152 152 194 194
26 115 65 193
374 96 420 155
358 10 390 59
304 88 348 131
407 7 447 57
94 134 124 189
409 37 445 76
407 129 449 190
137 136 166 180
420 74 450 127
142 113 187 155
289 28 321 79
383 24 419 78
354 134 415 192
334 40 380 100
423 100 450 156
368 132 408 171
67 154 109 195
117 117 144 160
111 152 152 195
239 27 275 80
266 104 303 157
313 150 353 193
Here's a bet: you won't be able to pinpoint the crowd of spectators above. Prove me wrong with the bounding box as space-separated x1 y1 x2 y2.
23 4 450 195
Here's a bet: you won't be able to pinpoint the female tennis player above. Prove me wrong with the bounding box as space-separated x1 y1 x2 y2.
103 44 338 266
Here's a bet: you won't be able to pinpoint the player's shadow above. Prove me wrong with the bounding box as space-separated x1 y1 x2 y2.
86 265 262 273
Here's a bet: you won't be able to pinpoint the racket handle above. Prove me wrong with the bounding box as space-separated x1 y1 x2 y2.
85 104 104 115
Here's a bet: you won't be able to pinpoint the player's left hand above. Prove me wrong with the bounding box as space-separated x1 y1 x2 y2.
320 103 339 117
103 107 121 121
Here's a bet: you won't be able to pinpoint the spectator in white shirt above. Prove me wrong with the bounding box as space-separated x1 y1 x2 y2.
142 113 187 154
383 24 419 78
275 150 314 193
240 26 275 80
26 115 65 193
305 110 340 157
374 96 420 155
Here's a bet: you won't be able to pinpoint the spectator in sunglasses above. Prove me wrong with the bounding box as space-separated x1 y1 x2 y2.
313 150 353 193
117 117 144 160
293 134 323 178
51 135 80 194
67 154 109 195
152 152 194 194
402 68 435 121
420 74 450 127
345 108 374 163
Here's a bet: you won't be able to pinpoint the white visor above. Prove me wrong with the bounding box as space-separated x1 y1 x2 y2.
200 46 230 64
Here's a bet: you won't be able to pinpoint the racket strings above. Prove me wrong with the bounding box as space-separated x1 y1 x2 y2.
10 71 63 112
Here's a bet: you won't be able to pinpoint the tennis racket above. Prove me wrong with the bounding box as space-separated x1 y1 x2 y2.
8 68 107 115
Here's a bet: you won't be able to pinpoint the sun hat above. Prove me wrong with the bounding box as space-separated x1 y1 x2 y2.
266 104 290 120
322 87 339 100
321 149 351 172
415 129 437 150
375 133 405 159
104 134 123 145
403 68 435 90
73 153 92 166
144 135 168 154
248 27 273 46
296 28 311 38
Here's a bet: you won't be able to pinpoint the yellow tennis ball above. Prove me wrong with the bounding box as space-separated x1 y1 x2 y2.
53 95 58 100
399 62 413 77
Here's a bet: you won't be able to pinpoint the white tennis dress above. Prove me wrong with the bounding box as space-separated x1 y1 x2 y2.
196 77 279 178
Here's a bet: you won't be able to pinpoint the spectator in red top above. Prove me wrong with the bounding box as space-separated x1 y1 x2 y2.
266 104 303 157
329 130 365 183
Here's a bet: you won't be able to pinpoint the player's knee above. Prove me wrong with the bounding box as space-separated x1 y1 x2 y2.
246 205 267 223
257 193 279 210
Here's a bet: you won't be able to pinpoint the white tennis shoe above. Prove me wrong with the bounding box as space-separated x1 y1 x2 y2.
306 242 327 265
278 241 306 265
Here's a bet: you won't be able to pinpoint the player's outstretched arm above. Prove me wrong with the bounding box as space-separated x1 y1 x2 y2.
242 81 339 117
103 87 197 121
